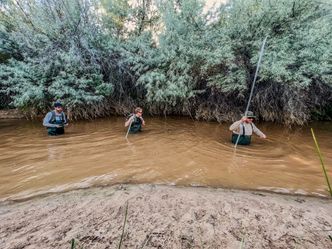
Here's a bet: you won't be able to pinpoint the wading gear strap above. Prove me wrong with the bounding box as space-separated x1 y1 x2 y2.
50 111 65 125
231 123 252 145
47 111 65 136
128 114 142 133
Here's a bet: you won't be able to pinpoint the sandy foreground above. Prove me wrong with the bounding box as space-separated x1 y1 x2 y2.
0 185 332 249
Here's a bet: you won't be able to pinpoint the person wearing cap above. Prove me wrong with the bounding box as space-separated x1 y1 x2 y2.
229 111 266 145
125 107 145 133
43 102 68 136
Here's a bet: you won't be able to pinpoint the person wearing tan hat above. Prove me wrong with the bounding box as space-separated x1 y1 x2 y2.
229 111 266 145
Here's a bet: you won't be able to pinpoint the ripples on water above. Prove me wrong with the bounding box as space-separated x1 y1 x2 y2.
0 117 331 200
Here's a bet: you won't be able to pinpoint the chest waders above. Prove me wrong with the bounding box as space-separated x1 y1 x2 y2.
47 111 65 136
231 124 252 145
129 115 142 133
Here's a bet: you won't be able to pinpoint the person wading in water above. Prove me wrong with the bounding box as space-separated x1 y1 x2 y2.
43 102 68 136
125 107 145 133
229 111 266 145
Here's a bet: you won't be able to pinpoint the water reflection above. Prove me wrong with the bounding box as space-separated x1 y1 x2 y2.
0 117 331 200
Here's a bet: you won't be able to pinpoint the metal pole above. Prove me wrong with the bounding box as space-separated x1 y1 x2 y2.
125 116 134 140
234 36 268 149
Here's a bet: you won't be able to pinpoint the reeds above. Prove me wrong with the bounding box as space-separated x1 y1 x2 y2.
240 237 245 249
311 128 332 197
71 238 76 249
118 201 129 249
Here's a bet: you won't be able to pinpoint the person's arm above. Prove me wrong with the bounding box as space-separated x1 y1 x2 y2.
140 117 145 126
229 120 241 131
63 113 68 126
43 112 58 128
229 120 243 133
125 115 134 127
252 123 266 138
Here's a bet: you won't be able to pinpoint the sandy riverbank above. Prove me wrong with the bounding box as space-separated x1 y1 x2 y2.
1 184 331 249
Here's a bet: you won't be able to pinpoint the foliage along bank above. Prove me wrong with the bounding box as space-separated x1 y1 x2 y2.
0 0 331 125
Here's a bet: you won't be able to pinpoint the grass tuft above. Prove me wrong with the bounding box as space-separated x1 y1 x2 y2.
240 237 245 249
118 201 129 249
311 128 332 197
71 238 76 249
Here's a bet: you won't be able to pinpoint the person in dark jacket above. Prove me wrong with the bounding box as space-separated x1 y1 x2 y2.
43 102 68 136
125 107 145 133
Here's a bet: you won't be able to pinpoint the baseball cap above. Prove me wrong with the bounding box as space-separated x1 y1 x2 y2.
54 102 63 107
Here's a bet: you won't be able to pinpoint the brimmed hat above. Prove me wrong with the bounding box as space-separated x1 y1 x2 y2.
54 102 63 107
241 111 256 118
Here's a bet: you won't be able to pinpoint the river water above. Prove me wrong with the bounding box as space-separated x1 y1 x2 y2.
0 117 331 201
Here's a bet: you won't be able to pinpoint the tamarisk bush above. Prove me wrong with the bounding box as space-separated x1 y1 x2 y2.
0 0 331 124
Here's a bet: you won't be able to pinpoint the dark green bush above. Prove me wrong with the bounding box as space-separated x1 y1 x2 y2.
0 0 331 124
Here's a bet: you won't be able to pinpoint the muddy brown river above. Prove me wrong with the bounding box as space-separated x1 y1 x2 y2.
0 117 331 200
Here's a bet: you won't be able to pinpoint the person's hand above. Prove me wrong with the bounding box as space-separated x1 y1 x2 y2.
261 134 267 139
140 117 145 126
241 116 248 122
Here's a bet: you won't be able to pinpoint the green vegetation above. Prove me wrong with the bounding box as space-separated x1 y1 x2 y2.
311 128 332 197
240 237 245 249
0 0 331 124
71 238 76 249
118 201 129 249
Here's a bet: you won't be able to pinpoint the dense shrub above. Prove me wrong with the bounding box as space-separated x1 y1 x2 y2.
0 0 331 124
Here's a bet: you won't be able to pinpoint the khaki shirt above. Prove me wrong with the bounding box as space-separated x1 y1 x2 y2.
229 120 265 137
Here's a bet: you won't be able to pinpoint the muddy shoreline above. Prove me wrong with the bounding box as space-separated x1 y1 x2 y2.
0 109 24 119
1 184 331 249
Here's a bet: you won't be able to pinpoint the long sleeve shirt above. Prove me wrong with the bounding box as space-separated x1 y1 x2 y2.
43 111 67 128
229 120 265 137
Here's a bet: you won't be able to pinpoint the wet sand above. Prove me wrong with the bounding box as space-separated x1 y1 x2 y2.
1 184 331 249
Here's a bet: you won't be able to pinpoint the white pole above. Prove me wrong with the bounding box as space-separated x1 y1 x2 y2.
234 36 268 148
125 116 134 140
